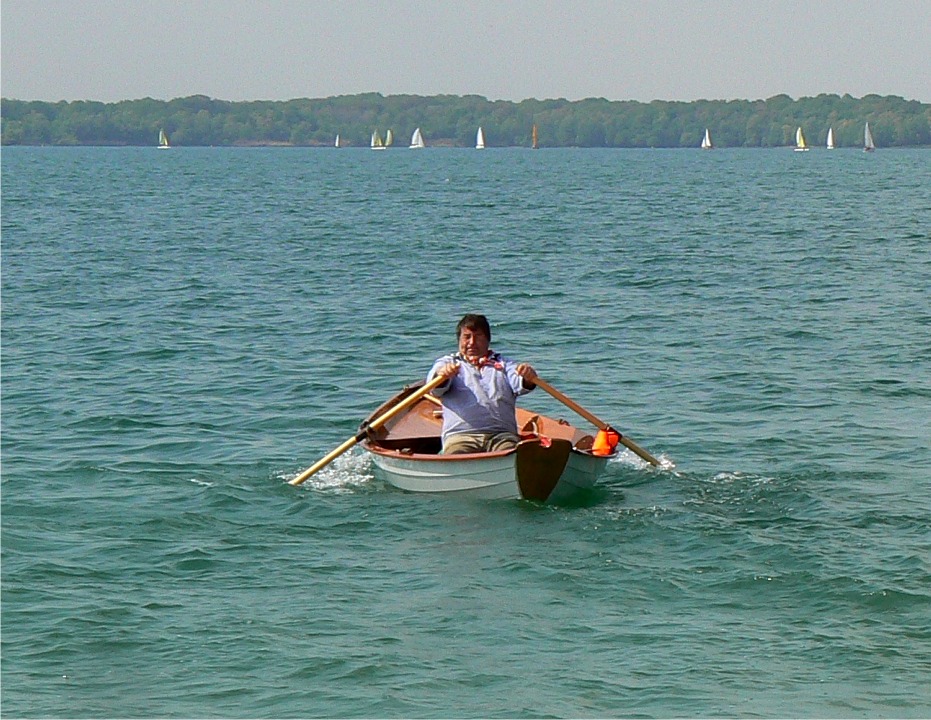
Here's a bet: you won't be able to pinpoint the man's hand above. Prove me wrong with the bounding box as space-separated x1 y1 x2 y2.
437 362 461 380
516 363 537 387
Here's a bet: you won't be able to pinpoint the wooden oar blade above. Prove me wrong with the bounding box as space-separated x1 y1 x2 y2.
616 435 662 467
288 433 363 486
289 374 447 487
532 376 662 467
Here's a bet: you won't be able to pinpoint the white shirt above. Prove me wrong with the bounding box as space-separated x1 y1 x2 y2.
427 351 532 445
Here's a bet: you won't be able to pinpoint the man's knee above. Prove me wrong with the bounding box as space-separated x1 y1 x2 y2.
442 431 519 454
442 433 485 454
487 432 520 451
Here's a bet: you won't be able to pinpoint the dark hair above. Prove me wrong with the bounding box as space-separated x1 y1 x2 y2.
456 313 491 340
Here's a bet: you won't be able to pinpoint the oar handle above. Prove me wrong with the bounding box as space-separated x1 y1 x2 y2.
532 376 662 467
290 374 447 486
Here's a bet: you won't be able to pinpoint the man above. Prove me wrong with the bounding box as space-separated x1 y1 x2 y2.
428 314 538 454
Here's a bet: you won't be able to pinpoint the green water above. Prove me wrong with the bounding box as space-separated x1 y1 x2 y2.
2 146 929 718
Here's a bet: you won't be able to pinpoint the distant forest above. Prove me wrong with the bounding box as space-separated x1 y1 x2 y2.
2 93 929 148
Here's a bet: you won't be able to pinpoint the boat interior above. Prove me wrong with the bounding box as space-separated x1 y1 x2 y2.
365 388 595 457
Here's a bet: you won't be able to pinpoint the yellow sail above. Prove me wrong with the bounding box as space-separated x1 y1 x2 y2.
795 127 807 149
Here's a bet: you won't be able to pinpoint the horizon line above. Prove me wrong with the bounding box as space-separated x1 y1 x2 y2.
3 91 928 105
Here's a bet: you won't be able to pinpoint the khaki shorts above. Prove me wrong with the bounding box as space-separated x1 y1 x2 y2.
442 431 521 455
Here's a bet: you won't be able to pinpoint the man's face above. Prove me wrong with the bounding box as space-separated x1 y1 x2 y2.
458 327 490 361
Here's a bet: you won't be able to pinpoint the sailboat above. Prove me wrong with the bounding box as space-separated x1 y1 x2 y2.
531 124 539 150
371 130 386 150
826 127 835 150
701 128 713 149
385 129 394 148
158 128 170 149
335 134 340 148
409 127 425 149
864 122 875 152
794 126 809 152
476 126 485 149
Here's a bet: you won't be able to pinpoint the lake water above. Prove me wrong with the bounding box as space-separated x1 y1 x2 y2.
2 146 930 718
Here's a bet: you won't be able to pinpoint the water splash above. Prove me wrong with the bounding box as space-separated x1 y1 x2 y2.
612 448 676 470
281 450 375 494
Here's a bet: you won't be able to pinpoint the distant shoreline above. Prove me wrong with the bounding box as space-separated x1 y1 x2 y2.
3 93 929 148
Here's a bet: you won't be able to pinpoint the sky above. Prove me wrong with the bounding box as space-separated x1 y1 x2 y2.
2 0 930 104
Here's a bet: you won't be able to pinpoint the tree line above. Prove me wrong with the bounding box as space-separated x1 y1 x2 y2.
2 93 929 148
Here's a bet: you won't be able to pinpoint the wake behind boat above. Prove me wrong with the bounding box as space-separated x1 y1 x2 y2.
360 381 616 502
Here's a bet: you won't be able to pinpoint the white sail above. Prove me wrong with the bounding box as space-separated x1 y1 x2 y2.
158 128 170 149
701 128 713 149
826 127 835 149
335 134 340 148
410 127 425 149
385 129 393 147
794 126 809 151
864 122 875 152
371 130 385 150
476 126 485 149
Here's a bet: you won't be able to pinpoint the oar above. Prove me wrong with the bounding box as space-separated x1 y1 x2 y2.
531 376 662 467
289 375 447 486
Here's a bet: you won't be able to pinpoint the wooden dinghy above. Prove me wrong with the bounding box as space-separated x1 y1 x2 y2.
360 382 616 502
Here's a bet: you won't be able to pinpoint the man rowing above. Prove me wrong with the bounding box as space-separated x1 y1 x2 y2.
428 313 538 454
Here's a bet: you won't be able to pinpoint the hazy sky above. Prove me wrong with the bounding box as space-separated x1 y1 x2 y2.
2 0 929 103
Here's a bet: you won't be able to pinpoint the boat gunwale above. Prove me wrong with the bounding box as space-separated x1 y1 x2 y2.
362 436 612 462
359 380 618 462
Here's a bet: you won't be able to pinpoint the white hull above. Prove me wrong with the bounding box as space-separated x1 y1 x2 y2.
371 452 522 499
367 440 608 503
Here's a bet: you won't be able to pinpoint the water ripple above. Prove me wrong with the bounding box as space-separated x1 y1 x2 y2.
3 147 929 718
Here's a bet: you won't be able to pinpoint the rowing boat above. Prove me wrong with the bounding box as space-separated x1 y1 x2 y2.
359 382 616 502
